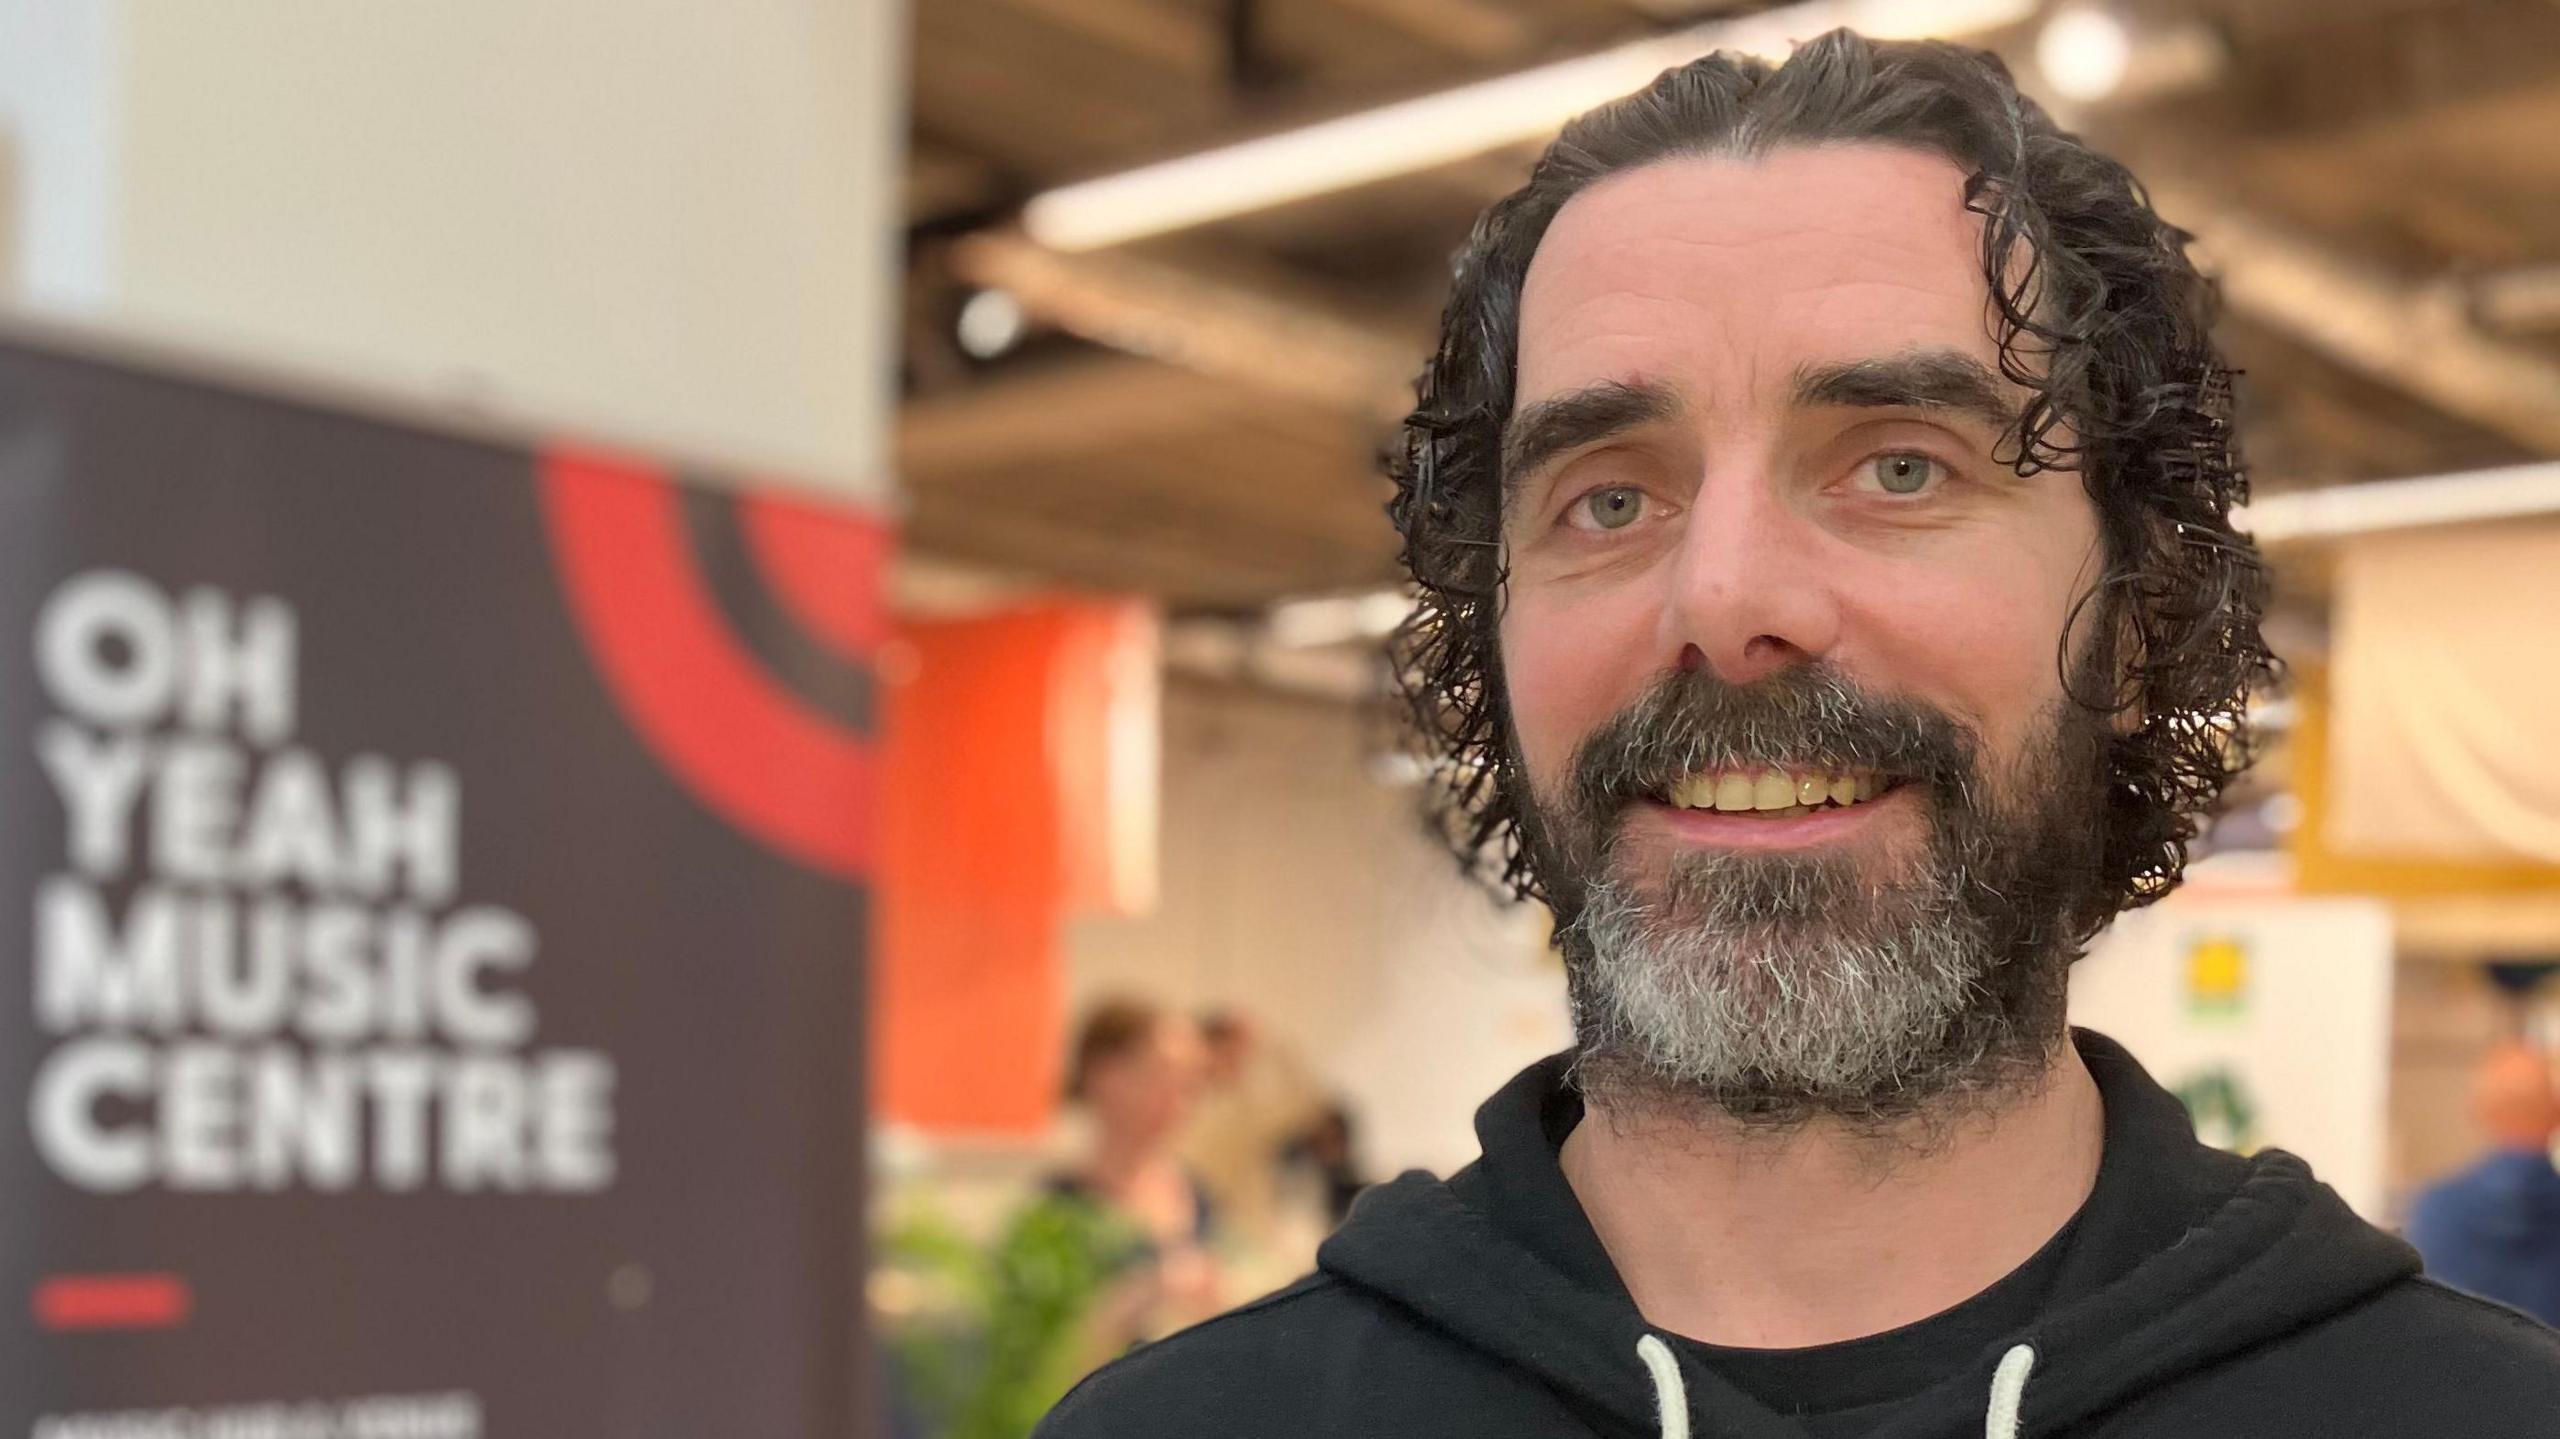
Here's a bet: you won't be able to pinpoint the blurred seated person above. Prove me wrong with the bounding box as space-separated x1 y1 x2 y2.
1043 998 1223 1359
2408 1041 2560 1326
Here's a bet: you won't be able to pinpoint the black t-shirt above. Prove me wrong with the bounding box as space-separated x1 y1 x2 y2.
1516 1070 2099 1439
1667 1211 2081 1437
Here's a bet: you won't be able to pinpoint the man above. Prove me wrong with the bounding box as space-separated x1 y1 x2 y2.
2408 1041 2560 1326
1037 31 2560 1438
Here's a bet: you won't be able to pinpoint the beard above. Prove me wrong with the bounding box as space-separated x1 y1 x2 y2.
1512 661 2113 1131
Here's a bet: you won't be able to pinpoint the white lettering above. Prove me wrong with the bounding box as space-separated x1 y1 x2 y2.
36 571 178 727
29 1038 154 1192
442 1056 529 1191
378 908 434 1040
193 894 288 1037
344 757 459 904
152 737 243 885
367 1050 436 1191
538 1051 617 1191
161 1041 242 1189
37 878 184 1032
234 748 344 891
35 723 151 877
246 1046 360 1191
177 587 296 743
296 900 377 1042
433 908 535 1047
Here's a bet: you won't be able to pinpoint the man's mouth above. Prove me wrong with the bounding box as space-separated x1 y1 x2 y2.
1658 767 1903 819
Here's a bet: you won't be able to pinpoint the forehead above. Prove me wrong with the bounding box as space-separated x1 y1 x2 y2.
1516 145 1993 407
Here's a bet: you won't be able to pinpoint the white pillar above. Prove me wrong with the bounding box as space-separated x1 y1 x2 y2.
0 0 904 504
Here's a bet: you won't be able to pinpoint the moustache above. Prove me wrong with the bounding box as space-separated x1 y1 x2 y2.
1559 664 1982 823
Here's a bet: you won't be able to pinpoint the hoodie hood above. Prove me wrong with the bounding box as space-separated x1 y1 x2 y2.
1317 1031 2419 1439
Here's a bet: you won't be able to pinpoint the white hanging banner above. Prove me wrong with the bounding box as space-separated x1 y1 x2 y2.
2328 521 2560 865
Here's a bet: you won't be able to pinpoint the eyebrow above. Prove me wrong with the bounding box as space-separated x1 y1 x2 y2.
1500 379 1682 496
1790 349 2017 431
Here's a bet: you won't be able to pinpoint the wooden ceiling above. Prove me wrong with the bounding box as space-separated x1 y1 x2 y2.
899 0 2560 612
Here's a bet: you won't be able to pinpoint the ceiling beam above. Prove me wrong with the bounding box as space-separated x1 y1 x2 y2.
2463 263 2560 337
1327 0 1536 61
989 0 1219 78
950 230 1419 417
2155 183 2560 455
899 355 1235 475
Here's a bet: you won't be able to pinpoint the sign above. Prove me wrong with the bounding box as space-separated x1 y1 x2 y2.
2074 895 2394 1218
1 337 881 1436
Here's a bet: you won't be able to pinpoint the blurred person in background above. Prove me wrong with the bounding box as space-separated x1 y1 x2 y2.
1040 30 2560 1439
2408 1041 2560 1325
1180 1008 1323 1253
1043 998 1223 1358
1281 1100 1375 1228
882 1000 1219 1437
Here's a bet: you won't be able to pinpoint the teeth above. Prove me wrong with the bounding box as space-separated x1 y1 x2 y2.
1751 771 1797 811
1663 768 1893 812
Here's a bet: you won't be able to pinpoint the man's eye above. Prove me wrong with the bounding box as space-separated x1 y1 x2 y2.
1571 487 1647 531
1864 453 1942 496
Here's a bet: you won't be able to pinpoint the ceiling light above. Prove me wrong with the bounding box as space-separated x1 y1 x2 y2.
1022 0 2037 252
954 288 1026 359
2035 7 2132 102
2240 462 2560 542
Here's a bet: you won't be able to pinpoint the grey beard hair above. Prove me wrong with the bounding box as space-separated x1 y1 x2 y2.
1564 845 2027 1133
1525 664 2101 1132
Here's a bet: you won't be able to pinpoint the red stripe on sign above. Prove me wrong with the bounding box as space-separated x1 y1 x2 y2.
739 489 895 665
537 448 878 880
33 1274 193 1331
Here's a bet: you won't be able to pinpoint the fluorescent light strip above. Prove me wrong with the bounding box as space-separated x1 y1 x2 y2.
1023 0 2037 252
2240 462 2560 542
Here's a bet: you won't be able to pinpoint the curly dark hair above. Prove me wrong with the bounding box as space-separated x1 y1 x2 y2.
1386 30 2275 939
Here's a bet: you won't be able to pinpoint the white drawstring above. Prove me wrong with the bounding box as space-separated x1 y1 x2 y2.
1635 1334 1689 1439
1985 1342 2037 1439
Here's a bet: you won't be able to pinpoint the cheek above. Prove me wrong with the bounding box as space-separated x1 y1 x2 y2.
1499 579 1661 791
1843 548 2088 758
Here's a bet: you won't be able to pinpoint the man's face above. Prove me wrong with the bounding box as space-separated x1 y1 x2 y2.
1498 145 2110 1116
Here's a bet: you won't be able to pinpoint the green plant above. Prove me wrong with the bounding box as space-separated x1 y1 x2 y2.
882 1194 1146 1439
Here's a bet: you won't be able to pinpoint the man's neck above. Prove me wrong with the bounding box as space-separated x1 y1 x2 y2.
1558 1042 2104 1349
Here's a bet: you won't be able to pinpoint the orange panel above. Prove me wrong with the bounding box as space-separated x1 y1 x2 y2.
873 602 1154 1135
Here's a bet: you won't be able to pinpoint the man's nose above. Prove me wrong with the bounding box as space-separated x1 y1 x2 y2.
1664 472 1843 687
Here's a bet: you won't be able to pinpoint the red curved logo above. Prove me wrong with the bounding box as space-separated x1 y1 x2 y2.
538 448 886 881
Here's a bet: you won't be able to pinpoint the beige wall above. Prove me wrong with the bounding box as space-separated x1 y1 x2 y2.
1069 676 1570 1179
0 0 902 501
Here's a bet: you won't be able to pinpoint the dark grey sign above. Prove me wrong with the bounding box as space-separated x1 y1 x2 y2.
1 337 872 1437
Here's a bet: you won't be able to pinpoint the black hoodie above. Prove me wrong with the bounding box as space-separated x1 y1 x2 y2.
1035 1031 2560 1437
